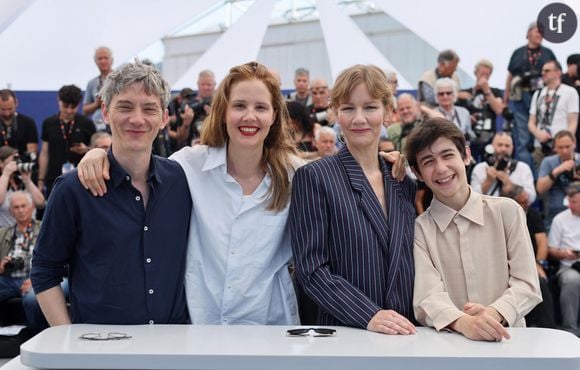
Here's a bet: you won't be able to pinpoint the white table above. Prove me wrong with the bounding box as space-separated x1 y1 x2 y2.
1 324 579 370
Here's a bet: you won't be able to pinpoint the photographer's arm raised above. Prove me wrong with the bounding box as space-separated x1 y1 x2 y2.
480 166 498 194
503 73 512 104
478 78 504 115
20 171 45 209
0 161 17 205
537 159 575 194
37 141 49 189
175 105 194 148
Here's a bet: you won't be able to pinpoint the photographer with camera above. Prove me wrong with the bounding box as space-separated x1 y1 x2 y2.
174 71 215 149
307 78 332 127
547 182 580 336
456 60 505 162
537 131 580 231
0 191 61 334
0 146 45 227
0 89 39 156
471 132 536 205
528 60 579 167
562 54 580 154
505 22 556 171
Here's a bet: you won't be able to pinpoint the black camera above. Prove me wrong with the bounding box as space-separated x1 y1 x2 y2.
520 70 542 90
495 156 511 171
181 97 212 118
472 112 494 145
501 107 514 132
483 145 511 171
541 139 554 155
16 152 37 173
570 164 580 179
4 256 25 274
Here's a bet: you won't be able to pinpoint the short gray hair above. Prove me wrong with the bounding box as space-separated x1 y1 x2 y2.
198 69 215 80
295 67 310 78
384 70 397 83
434 77 458 100
397 92 416 104
9 191 33 208
90 131 112 147
315 126 337 141
100 59 171 111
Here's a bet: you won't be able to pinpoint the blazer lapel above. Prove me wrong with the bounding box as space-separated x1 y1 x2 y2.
338 148 390 257
381 158 412 299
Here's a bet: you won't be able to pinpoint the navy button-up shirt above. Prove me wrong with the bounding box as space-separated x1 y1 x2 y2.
32 150 192 324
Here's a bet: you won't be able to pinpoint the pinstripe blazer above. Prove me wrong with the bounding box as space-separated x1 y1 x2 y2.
289 146 416 328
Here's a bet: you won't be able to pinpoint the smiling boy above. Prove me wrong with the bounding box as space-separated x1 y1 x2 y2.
405 118 541 341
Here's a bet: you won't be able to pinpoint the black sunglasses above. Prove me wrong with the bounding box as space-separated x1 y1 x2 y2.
286 327 336 337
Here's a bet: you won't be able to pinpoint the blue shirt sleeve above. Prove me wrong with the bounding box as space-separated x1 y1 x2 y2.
31 174 79 294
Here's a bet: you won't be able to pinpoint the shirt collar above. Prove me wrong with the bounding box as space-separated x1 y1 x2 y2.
201 144 299 186
202 145 227 173
429 187 485 232
108 148 161 188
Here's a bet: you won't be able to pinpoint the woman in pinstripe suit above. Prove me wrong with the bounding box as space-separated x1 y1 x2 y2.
289 65 417 335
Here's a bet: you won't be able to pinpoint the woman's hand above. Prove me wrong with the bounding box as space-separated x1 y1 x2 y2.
77 149 110 196
367 309 416 335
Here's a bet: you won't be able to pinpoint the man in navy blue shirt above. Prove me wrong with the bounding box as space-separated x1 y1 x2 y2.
31 60 192 325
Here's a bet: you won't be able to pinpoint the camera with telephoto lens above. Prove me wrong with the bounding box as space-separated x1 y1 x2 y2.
16 152 37 173
181 97 212 118
483 144 511 171
3 256 25 274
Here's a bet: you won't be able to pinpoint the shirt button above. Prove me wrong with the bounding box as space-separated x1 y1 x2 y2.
135 196 141 201
149 320 154 325
148 289 154 294
144 226 149 232
146 258 152 263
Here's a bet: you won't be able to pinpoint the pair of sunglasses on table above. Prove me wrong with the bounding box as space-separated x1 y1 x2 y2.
79 329 336 340
286 327 336 337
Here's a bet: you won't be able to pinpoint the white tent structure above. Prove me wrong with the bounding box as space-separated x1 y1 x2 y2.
0 0 579 91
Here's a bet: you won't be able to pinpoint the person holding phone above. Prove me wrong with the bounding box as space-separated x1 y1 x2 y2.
38 85 95 196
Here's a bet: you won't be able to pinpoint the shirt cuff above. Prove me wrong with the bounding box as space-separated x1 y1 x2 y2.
489 300 516 327
431 307 465 331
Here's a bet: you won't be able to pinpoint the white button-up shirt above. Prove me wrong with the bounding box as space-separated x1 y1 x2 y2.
171 145 299 325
